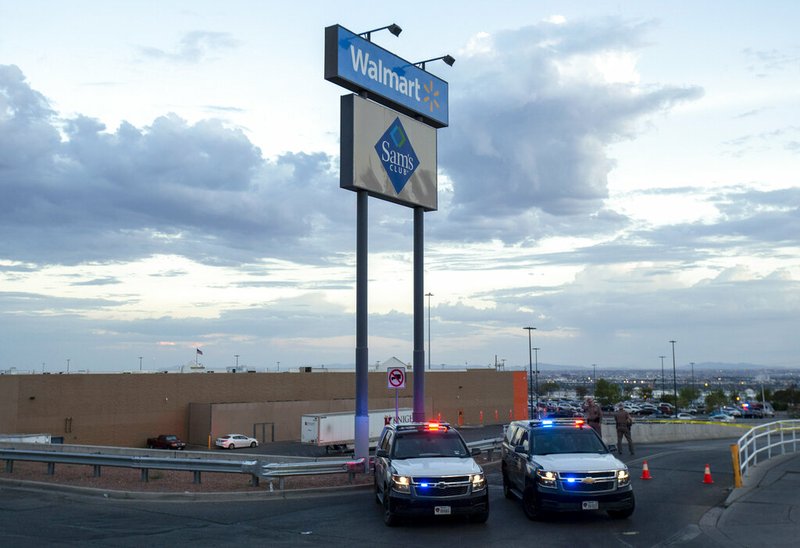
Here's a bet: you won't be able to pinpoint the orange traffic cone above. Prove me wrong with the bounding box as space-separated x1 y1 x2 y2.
641 460 652 480
703 464 714 484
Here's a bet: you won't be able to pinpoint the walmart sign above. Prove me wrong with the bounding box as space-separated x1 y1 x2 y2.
325 24 449 128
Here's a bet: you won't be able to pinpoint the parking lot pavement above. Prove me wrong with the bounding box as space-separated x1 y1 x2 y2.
701 452 800 547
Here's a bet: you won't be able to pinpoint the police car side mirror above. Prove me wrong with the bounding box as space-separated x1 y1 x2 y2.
607 444 617 453
471 447 481 456
514 445 526 454
376 449 388 458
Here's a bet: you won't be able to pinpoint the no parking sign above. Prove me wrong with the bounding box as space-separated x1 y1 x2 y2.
388 367 406 420
387 367 406 389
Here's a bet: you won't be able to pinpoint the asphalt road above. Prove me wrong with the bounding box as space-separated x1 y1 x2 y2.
0 437 740 547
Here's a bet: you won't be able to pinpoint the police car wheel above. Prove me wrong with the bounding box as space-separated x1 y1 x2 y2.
383 490 398 526
373 475 381 504
522 487 540 520
502 470 514 499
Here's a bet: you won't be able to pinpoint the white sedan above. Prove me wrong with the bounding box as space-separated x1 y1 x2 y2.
676 413 695 420
708 413 735 422
215 434 259 449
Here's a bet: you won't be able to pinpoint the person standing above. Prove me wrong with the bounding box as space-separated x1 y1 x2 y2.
584 397 603 436
613 404 634 455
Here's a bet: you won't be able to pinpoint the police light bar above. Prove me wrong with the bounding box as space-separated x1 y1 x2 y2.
529 418 588 428
424 421 447 431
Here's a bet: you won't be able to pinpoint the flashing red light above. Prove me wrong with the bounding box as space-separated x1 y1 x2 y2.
424 421 443 431
574 419 585 427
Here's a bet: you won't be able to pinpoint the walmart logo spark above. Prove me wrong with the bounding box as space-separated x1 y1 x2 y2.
421 80 441 112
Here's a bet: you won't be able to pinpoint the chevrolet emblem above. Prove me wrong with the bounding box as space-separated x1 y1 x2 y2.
582 477 596 484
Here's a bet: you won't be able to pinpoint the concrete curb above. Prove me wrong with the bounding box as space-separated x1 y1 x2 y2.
722 451 798 507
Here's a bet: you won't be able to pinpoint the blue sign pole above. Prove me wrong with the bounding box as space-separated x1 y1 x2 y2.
355 189 369 469
413 206 426 422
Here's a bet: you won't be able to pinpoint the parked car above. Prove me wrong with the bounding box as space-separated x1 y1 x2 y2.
723 406 742 417
676 413 694 420
215 433 258 449
146 434 186 450
742 402 775 418
708 412 735 422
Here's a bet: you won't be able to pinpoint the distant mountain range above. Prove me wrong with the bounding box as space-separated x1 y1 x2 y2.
302 361 796 373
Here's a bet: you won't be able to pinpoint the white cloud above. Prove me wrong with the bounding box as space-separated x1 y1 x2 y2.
1 7 798 372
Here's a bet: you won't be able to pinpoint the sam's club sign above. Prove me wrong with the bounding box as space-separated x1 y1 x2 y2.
325 24 449 129
341 94 437 211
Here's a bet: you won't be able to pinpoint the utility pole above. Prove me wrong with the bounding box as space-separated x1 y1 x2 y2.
533 347 540 416
670 341 678 416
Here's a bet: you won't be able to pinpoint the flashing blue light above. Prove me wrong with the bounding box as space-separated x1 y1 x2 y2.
566 477 576 483
420 483 429 488
541 420 554 427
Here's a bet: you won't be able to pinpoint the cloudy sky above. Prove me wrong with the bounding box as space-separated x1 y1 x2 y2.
1 1 798 374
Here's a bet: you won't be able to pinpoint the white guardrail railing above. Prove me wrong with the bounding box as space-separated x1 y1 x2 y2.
735 419 800 487
0 438 505 491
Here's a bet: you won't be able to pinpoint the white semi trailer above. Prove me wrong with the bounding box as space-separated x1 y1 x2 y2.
301 408 413 452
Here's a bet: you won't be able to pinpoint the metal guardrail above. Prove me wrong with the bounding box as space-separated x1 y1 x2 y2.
468 437 503 460
1 448 260 485
1 438 507 492
734 419 800 486
260 458 366 490
257 438 504 489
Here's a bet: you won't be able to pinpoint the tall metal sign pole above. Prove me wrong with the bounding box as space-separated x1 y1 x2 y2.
413 207 425 421
325 24 451 465
355 188 369 460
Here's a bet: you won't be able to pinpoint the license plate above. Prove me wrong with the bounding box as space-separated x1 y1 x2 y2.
434 506 452 515
582 501 599 510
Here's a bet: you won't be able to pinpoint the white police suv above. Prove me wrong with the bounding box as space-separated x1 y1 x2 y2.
501 418 635 520
374 422 489 526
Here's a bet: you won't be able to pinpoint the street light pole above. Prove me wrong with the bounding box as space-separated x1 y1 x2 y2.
523 327 536 419
670 340 678 416
592 363 597 396
138 356 143 371
234 354 239 368
425 292 433 370
659 356 666 400
533 347 540 414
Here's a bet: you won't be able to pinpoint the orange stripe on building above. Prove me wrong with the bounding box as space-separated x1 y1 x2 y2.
512 371 528 420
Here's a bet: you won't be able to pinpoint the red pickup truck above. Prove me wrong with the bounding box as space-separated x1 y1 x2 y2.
146 434 187 450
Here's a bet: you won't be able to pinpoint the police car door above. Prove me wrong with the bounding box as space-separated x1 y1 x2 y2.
375 429 393 493
509 427 529 490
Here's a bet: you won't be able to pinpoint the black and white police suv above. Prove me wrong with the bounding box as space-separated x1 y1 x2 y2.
374 421 489 526
501 418 635 520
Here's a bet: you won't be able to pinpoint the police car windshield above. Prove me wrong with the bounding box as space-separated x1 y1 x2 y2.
532 429 607 455
393 431 469 459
